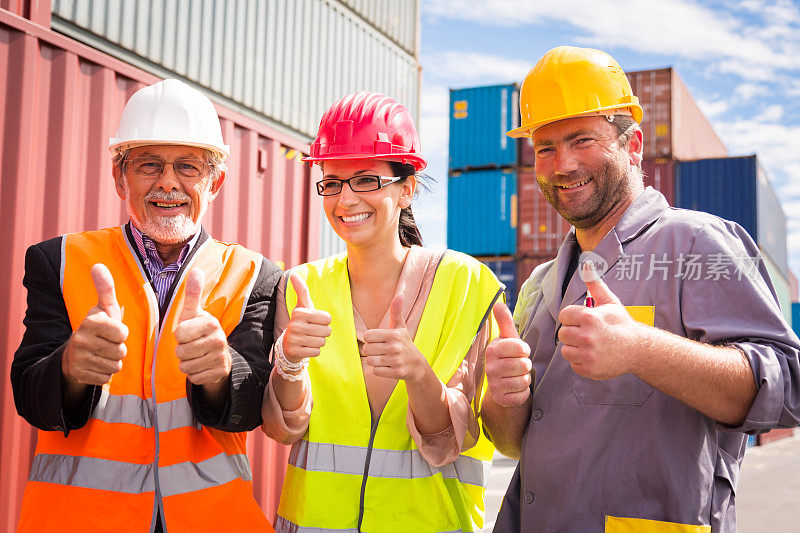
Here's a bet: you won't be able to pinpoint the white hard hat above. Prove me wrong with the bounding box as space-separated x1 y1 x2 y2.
109 79 230 160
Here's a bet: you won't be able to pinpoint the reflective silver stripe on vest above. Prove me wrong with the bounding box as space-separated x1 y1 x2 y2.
28 452 251 496
288 440 490 488
91 390 200 431
159 453 253 497
274 515 463 533
29 453 154 494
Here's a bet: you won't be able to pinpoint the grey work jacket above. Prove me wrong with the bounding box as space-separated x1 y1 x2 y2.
494 187 800 532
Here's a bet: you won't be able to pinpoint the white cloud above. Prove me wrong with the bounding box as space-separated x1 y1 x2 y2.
697 98 730 119
421 51 531 85
733 83 769 101
763 104 784 122
424 0 800 84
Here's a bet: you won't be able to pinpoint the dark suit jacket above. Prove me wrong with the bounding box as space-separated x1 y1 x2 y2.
10 225 282 435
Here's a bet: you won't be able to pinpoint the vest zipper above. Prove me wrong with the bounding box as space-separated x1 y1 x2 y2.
357 414 381 532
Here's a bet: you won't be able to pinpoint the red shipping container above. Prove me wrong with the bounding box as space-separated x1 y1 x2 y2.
627 68 727 161
516 253 558 290
516 170 572 256
0 8 321 529
642 159 676 206
757 428 795 446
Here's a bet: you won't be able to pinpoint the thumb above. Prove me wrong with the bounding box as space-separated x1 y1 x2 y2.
492 301 519 340
389 292 405 329
582 263 619 306
290 272 315 310
91 264 121 320
179 269 205 322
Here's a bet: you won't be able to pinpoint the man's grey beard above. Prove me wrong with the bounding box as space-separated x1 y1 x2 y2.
123 176 211 244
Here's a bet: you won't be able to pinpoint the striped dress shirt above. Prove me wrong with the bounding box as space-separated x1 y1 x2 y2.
129 224 201 309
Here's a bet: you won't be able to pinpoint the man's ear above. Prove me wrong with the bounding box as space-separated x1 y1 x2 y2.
209 170 226 199
112 163 127 200
627 128 643 167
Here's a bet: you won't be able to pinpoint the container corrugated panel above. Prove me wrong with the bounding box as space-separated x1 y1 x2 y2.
1 0 50 24
449 84 519 170
758 428 795 446
519 136 535 168
50 0 420 140
475 256 517 311
338 0 418 56
793 303 800 337
626 68 726 161
762 251 792 326
676 155 789 277
0 10 322 528
756 163 788 277
516 254 557 293
676 156 759 243
318 211 347 258
516 170 572 256
642 159 675 206
447 169 517 256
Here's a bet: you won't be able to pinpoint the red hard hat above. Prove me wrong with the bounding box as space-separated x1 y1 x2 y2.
303 91 427 171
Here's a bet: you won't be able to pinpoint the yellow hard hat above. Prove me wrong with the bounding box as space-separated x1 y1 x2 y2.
507 46 643 138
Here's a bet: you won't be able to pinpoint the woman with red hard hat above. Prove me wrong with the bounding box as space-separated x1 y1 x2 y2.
261 91 504 532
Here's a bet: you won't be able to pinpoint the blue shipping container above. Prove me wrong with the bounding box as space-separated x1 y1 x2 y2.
448 168 517 256
449 84 519 170
793 303 800 339
676 155 788 276
477 257 517 312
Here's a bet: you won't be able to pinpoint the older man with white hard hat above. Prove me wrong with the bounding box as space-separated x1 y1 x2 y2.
482 47 800 532
11 79 281 532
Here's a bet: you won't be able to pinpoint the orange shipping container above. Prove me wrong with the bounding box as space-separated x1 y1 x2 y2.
626 68 727 161
0 8 322 529
516 254 558 293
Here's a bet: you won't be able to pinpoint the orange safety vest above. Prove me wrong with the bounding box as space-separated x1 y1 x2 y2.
17 226 273 532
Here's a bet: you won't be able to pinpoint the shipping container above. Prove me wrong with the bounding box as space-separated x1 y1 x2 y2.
447 168 517 256
516 170 572 256
793 303 800 338
626 68 727 161
0 9 325 528
642 158 676 206
449 84 519 170
50 0 420 140
746 434 757 448
758 428 795 446
516 253 558 294
338 0 420 56
762 253 793 327
675 155 788 277
475 256 517 311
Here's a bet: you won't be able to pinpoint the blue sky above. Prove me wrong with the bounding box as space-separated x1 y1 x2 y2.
413 0 800 282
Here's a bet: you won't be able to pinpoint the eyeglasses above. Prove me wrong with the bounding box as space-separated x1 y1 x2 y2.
316 175 403 196
124 156 211 179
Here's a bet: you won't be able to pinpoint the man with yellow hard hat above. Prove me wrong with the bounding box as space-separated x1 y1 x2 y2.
481 46 800 532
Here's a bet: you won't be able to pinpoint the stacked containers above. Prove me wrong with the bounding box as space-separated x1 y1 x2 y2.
448 84 520 305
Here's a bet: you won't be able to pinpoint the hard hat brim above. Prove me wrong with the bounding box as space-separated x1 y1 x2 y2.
301 152 427 172
507 104 643 138
109 138 230 160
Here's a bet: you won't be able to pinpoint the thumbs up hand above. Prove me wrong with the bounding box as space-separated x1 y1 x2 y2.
557 264 638 380
62 264 129 389
485 302 533 407
281 273 332 363
174 269 232 388
363 292 427 383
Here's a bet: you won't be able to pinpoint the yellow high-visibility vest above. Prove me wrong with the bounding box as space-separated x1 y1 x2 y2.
276 250 503 532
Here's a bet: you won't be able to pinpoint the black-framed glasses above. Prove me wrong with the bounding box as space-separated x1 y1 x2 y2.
316 174 403 196
124 156 211 179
